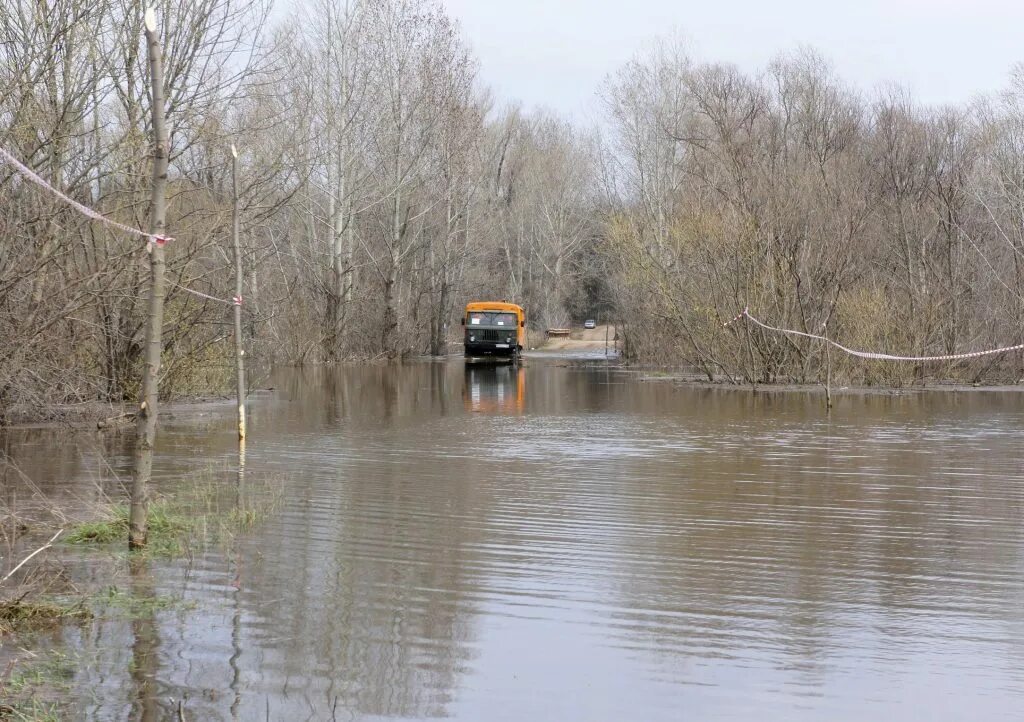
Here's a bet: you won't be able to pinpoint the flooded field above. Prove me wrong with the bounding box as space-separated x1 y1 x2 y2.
2 360 1024 720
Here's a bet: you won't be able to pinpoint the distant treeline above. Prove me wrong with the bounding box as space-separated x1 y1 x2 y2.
602 43 1024 385
1 2 1022 421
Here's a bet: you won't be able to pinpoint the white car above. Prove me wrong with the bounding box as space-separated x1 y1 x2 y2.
583 319 596 329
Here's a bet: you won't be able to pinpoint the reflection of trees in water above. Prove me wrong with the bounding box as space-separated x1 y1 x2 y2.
129 558 162 722
247 454 487 717
67 558 168 720
0 427 133 511
235 363 494 717
51 364 484 719
286 362 467 428
230 441 246 719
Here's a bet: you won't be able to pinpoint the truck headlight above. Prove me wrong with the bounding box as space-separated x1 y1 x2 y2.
469 335 475 342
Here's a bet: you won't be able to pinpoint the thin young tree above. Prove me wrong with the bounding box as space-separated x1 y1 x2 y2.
129 7 169 550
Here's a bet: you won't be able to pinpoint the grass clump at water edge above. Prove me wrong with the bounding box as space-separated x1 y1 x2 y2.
63 501 191 555
0 599 91 636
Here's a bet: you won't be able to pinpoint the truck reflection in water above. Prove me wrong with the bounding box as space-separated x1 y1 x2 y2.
463 363 525 414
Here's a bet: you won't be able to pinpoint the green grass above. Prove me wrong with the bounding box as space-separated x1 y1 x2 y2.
63 475 282 558
92 586 187 617
0 599 91 634
62 517 123 544
3 654 73 694
64 501 191 556
0 699 63 722
0 651 74 721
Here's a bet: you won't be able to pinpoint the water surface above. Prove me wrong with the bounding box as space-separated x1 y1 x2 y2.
2 361 1024 720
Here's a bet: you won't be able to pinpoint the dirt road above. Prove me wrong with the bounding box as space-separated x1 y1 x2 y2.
537 324 617 352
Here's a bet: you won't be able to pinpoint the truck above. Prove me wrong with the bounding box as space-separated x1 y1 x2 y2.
462 301 526 362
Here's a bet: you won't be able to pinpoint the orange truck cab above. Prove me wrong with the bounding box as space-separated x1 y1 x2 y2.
462 301 526 360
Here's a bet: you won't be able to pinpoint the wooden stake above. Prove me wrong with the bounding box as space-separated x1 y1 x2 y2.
231 144 246 441
824 324 833 411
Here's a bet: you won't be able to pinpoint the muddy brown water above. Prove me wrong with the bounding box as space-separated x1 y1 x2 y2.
2 359 1024 720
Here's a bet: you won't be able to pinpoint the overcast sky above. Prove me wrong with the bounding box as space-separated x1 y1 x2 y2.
439 0 1024 120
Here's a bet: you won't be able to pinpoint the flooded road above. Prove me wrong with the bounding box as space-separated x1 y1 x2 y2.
3 360 1024 720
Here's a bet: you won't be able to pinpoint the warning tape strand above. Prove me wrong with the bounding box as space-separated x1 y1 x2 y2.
726 309 1024 362
169 281 241 307
0 145 171 245
2 146 243 310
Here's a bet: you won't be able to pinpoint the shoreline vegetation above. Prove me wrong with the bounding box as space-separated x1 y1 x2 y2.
0 469 281 719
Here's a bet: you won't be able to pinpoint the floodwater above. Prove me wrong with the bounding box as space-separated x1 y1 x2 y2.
3 359 1024 721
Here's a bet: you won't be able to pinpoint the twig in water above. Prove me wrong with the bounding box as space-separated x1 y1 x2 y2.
0 529 63 587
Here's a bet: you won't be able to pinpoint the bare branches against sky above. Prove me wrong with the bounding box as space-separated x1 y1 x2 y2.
440 0 1024 118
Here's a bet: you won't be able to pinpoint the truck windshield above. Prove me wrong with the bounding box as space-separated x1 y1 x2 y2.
468 312 517 327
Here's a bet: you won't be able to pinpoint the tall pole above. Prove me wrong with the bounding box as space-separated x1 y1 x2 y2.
825 337 833 411
823 321 833 412
231 144 246 440
130 7 169 550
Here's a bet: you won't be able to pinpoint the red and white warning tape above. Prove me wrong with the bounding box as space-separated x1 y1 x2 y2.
726 308 1024 362
0 145 172 246
2 145 245 309
724 307 748 327
168 281 240 307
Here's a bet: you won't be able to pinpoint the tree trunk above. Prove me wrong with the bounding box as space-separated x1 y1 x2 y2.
129 10 169 551
383 187 402 357
330 145 347 358
382 270 397 356
431 280 450 356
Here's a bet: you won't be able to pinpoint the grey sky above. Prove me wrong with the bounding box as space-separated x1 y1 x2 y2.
440 0 1024 119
